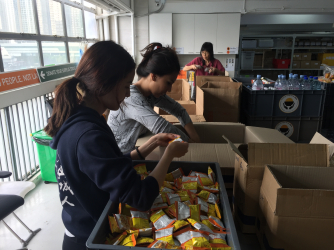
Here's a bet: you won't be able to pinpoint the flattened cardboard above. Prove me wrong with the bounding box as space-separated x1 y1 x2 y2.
262 165 334 218
199 81 242 122
196 76 233 88
310 132 334 166
160 115 206 124
259 169 334 250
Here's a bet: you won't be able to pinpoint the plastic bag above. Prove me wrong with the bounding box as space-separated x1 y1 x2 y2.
150 210 176 230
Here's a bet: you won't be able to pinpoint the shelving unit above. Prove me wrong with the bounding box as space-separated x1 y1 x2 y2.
237 34 334 77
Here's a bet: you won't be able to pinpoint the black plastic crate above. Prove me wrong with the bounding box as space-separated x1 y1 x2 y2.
86 160 241 250
242 86 326 117
324 83 334 108
243 113 322 143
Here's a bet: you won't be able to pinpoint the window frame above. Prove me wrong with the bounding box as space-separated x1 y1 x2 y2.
0 0 99 72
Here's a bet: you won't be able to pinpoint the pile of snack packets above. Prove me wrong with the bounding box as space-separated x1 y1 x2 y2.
106 164 231 250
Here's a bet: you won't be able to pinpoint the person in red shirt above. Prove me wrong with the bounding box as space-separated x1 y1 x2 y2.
183 42 225 76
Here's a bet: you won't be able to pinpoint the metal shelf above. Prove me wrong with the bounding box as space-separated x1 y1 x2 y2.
241 68 289 71
291 68 322 70
294 47 334 50
242 47 292 50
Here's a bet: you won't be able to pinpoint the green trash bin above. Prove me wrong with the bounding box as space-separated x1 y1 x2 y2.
31 130 57 183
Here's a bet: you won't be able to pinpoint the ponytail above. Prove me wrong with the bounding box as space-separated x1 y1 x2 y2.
44 77 81 137
136 43 180 78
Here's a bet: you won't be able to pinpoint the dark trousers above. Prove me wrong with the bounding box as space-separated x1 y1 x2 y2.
62 234 87 250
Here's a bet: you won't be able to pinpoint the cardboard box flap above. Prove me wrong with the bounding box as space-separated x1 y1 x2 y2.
248 143 329 168
181 79 190 101
196 76 233 88
244 126 294 144
196 86 204 115
310 132 334 166
201 81 242 90
223 135 246 162
168 79 183 100
263 165 334 218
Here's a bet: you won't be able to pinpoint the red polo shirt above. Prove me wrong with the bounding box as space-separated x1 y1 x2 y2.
186 57 225 76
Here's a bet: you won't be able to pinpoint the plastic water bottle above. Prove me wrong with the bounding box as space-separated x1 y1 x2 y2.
299 75 304 84
308 76 314 87
252 75 264 90
301 76 311 90
291 74 300 90
313 77 321 90
274 75 282 89
280 75 289 90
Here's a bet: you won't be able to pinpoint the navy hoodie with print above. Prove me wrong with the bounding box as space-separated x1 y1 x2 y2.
50 105 159 240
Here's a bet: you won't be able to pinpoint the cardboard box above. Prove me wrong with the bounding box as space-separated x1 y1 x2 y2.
300 60 311 68
195 76 234 88
226 135 331 233
301 52 312 61
318 53 334 66
258 165 334 250
199 81 242 122
310 132 334 166
292 61 301 69
136 123 294 189
310 60 321 69
154 80 206 123
293 53 302 61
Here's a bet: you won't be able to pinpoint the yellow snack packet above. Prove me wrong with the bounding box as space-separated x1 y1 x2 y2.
215 203 222 220
167 203 177 218
210 243 232 250
197 190 218 204
173 227 193 248
154 193 168 204
187 218 214 234
174 177 183 190
200 215 216 230
208 216 225 231
165 168 184 182
173 220 190 232
108 215 122 234
105 231 127 245
166 191 190 205
128 228 154 237
197 175 214 187
148 240 170 248
151 203 169 211
182 180 197 193
163 181 175 189
208 167 216 183
175 201 190 220
155 224 174 245
196 197 209 213
119 233 138 247
207 204 217 217
114 214 132 231
150 210 176 230
160 186 174 193
190 230 211 248
134 163 147 175
189 204 201 222
130 210 150 229
208 231 227 244
136 237 154 245
118 203 132 217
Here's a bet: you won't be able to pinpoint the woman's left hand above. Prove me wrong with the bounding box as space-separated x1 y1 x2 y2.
154 133 180 147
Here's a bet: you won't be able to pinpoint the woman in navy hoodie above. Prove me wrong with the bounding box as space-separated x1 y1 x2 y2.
45 41 188 250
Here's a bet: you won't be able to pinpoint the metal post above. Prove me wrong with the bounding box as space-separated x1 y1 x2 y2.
0 45 5 72
61 2 70 63
131 12 135 59
114 15 119 43
31 0 44 66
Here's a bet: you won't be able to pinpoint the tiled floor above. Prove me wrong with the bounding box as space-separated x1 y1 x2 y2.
0 181 261 250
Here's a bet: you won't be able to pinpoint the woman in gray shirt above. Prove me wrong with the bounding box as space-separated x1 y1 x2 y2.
108 43 200 154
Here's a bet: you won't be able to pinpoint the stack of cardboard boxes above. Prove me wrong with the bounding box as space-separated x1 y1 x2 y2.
292 52 321 69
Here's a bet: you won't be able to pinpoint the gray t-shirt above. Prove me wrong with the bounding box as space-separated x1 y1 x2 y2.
108 85 191 154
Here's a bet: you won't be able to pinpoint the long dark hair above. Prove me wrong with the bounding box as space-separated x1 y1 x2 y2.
136 43 180 78
200 42 215 65
45 41 135 137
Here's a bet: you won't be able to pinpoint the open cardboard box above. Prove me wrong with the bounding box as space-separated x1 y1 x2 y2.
257 165 334 250
199 81 242 122
137 123 294 189
225 132 333 233
154 80 206 123
196 76 235 88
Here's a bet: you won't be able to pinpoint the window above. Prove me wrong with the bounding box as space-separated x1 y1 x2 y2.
0 0 36 34
68 42 85 63
84 1 96 10
84 11 98 39
65 5 84 38
0 40 40 72
36 0 64 36
41 41 67 66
